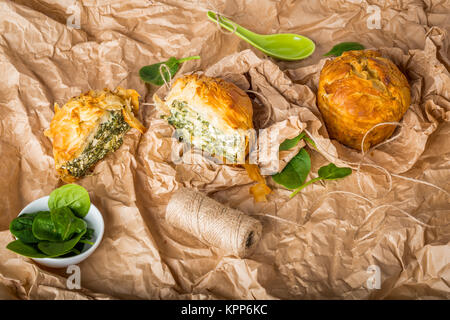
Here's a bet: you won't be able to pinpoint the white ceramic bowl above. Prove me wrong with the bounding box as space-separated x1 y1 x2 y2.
17 196 104 268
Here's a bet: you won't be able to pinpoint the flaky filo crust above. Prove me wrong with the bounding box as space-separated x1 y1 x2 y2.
44 87 146 182
154 74 271 201
162 74 254 133
317 50 411 151
154 74 254 162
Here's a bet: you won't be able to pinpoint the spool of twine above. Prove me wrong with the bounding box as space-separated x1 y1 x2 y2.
165 188 263 258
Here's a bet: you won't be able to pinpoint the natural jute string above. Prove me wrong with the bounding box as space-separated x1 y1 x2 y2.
301 124 449 235
159 63 172 90
166 188 262 258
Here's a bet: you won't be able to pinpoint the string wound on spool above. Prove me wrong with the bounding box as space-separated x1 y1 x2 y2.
165 188 262 258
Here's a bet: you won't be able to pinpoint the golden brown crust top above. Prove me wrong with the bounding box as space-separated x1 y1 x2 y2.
164 74 254 132
317 50 411 150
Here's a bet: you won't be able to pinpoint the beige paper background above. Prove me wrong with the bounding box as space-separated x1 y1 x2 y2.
0 0 449 299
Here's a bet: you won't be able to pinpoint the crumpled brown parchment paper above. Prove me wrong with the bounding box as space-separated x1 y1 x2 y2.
0 0 449 300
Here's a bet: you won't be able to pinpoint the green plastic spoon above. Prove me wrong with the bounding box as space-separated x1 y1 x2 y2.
207 11 315 61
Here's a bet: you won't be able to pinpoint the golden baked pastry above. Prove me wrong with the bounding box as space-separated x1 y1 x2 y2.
154 74 271 201
45 87 146 182
317 50 411 151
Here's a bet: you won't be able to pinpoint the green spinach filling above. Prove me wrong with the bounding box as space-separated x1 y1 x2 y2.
62 111 130 177
166 100 244 162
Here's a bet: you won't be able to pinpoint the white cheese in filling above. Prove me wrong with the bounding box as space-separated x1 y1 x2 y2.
166 100 246 163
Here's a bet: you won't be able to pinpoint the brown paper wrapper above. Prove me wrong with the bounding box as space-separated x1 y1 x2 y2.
0 0 449 299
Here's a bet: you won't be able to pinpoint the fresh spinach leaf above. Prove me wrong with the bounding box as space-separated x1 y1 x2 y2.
81 227 95 241
37 229 86 257
7 184 94 259
79 239 94 245
32 211 61 241
274 132 352 198
324 42 365 57
139 57 178 86
9 213 40 243
272 148 311 189
79 228 95 246
317 163 352 180
279 133 306 151
290 163 352 198
73 241 86 253
70 247 81 255
6 240 49 258
51 207 87 241
139 56 200 86
279 132 316 151
59 241 85 258
48 184 90 218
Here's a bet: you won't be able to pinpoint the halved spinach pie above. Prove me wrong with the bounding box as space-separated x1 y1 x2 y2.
45 87 146 182
153 74 271 202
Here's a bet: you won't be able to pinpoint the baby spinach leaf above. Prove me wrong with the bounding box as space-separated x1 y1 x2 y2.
274 132 352 198
139 55 200 86
32 211 61 241
279 131 316 151
139 57 178 86
272 148 311 189
290 163 352 198
70 247 81 255
6 240 49 258
73 241 86 253
81 227 95 241
324 42 365 57
79 228 95 246
7 184 94 258
48 184 90 218
9 213 40 243
37 230 86 257
79 240 94 246
51 207 87 241
279 133 306 151
318 163 352 180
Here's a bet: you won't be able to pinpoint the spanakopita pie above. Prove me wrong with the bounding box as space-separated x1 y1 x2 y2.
45 87 146 182
154 74 271 201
